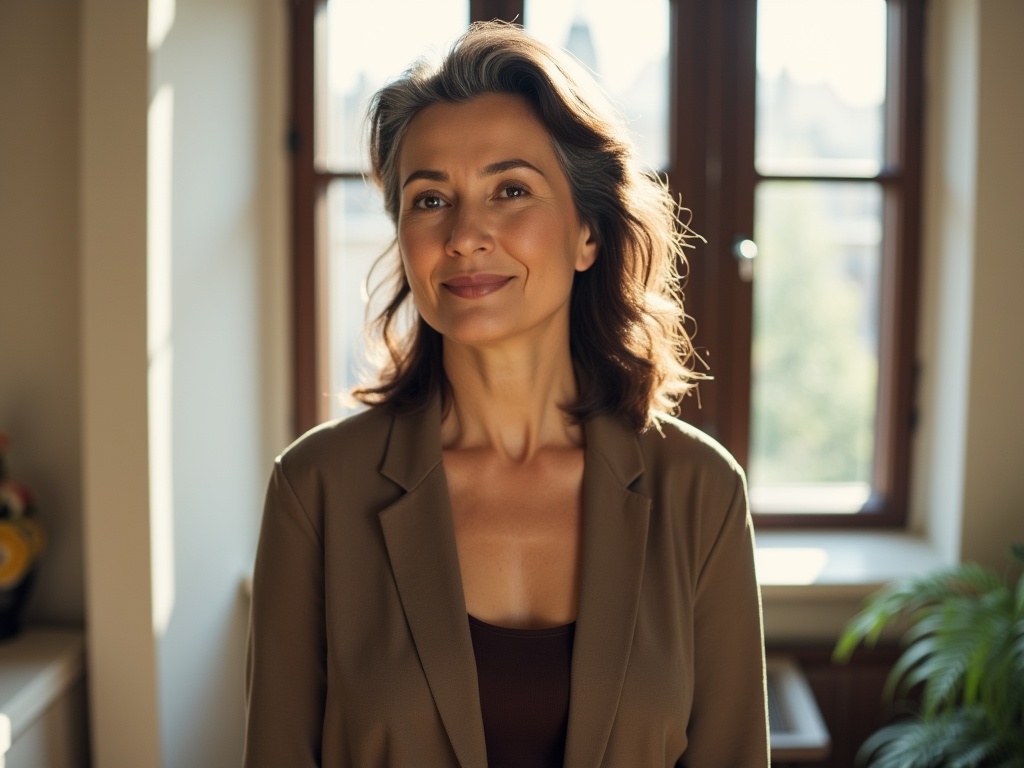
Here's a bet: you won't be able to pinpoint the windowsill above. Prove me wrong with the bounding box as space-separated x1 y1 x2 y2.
756 529 948 594
756 530 950 643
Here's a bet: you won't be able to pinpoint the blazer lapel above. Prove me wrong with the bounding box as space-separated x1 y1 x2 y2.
377 403 488 768
564 414 651 768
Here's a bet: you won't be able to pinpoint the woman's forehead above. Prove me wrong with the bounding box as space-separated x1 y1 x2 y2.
398 93 557 175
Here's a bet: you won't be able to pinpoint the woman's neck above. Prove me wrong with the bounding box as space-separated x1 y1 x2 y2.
440 339 583 462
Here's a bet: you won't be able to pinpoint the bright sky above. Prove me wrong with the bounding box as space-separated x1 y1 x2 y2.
524 0 669 94
328 0 885 106
327 0 467 92
327 0 668 99
758 0 887 107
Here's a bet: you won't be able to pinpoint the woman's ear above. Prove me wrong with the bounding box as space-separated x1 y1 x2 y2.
575 224 598 272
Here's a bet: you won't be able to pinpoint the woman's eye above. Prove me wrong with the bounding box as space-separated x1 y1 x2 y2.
413 194 446 210
498 183 529 199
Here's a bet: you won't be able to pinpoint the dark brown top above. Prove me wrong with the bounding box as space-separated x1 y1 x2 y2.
469 615 576 768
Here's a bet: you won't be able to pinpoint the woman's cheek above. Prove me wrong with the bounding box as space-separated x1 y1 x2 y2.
399 236 439 323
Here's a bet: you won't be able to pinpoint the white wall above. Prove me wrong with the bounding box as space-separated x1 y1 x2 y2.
0 0 85 627
80 0 161 764
4 0 287 762
148 0 288 764
79 0 288 765
911 0 1024 570
957 0 1024 568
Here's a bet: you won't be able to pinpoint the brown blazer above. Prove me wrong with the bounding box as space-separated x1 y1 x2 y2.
244 401 768 767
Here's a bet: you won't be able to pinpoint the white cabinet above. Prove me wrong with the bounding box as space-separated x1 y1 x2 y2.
0 629 87 768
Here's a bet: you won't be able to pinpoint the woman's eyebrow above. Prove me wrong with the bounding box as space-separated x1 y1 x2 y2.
401 169 448 189
480 158 544 178
401 159 544 190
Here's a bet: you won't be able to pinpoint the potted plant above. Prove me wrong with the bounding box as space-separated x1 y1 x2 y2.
834 545 1024 767
0 433 47 639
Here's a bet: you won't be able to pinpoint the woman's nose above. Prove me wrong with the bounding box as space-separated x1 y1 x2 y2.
445 204 493 258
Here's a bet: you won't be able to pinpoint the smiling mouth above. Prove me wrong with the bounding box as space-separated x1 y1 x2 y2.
441 274 514 299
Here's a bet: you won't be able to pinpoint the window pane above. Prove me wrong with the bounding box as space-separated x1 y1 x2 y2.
320 0 468 171
756 0 887 177
525 0 669 171
749 181 882 513
323 179 395 419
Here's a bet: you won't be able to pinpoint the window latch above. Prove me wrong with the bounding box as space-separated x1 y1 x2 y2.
732 236 758 282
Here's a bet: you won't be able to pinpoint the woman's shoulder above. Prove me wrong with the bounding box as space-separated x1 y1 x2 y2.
638 411 746 488
276 406 395 475
632 414 750 548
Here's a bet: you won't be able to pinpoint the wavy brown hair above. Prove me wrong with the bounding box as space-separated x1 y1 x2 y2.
354 21 700 432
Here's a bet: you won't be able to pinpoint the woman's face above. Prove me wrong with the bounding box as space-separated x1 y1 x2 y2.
396 93 597 352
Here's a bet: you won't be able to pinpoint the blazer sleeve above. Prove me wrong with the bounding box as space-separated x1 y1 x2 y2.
243 460 327 767
681 469 769 767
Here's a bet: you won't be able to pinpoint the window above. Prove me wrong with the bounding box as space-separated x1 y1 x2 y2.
290 0 923 527
672 0 923 526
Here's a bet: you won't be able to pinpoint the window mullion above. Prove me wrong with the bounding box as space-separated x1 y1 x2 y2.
292 0 320 436
471 0 524 23
719 0 757 468
679 0 757 463
871 0 924 522
672 0 714 437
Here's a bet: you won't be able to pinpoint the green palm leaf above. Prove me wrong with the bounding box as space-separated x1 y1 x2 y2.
837 546 1024 768
835 563 1008 663
857 709 1008 768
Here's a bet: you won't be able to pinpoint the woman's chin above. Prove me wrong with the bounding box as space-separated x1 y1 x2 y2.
438 324 521 350
434 312 571 355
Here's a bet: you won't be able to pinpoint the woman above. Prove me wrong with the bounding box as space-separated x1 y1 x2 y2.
245 21 768 768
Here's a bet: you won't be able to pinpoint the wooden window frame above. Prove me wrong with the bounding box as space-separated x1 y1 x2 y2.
289 0 924 528
673 0 923 527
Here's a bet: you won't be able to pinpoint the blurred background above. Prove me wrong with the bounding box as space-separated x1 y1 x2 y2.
0 0 1021 765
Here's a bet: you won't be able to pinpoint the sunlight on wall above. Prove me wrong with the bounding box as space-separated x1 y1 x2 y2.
755 547 829 586
148 83 175 636
149 0 175 52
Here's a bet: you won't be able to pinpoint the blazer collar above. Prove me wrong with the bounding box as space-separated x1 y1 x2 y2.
378 399 646 492
378 399 651 768
564 413 650 768
378 400 489 768
379 401 444 492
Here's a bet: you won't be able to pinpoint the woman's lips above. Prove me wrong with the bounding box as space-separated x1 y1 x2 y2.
441 274 513 299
